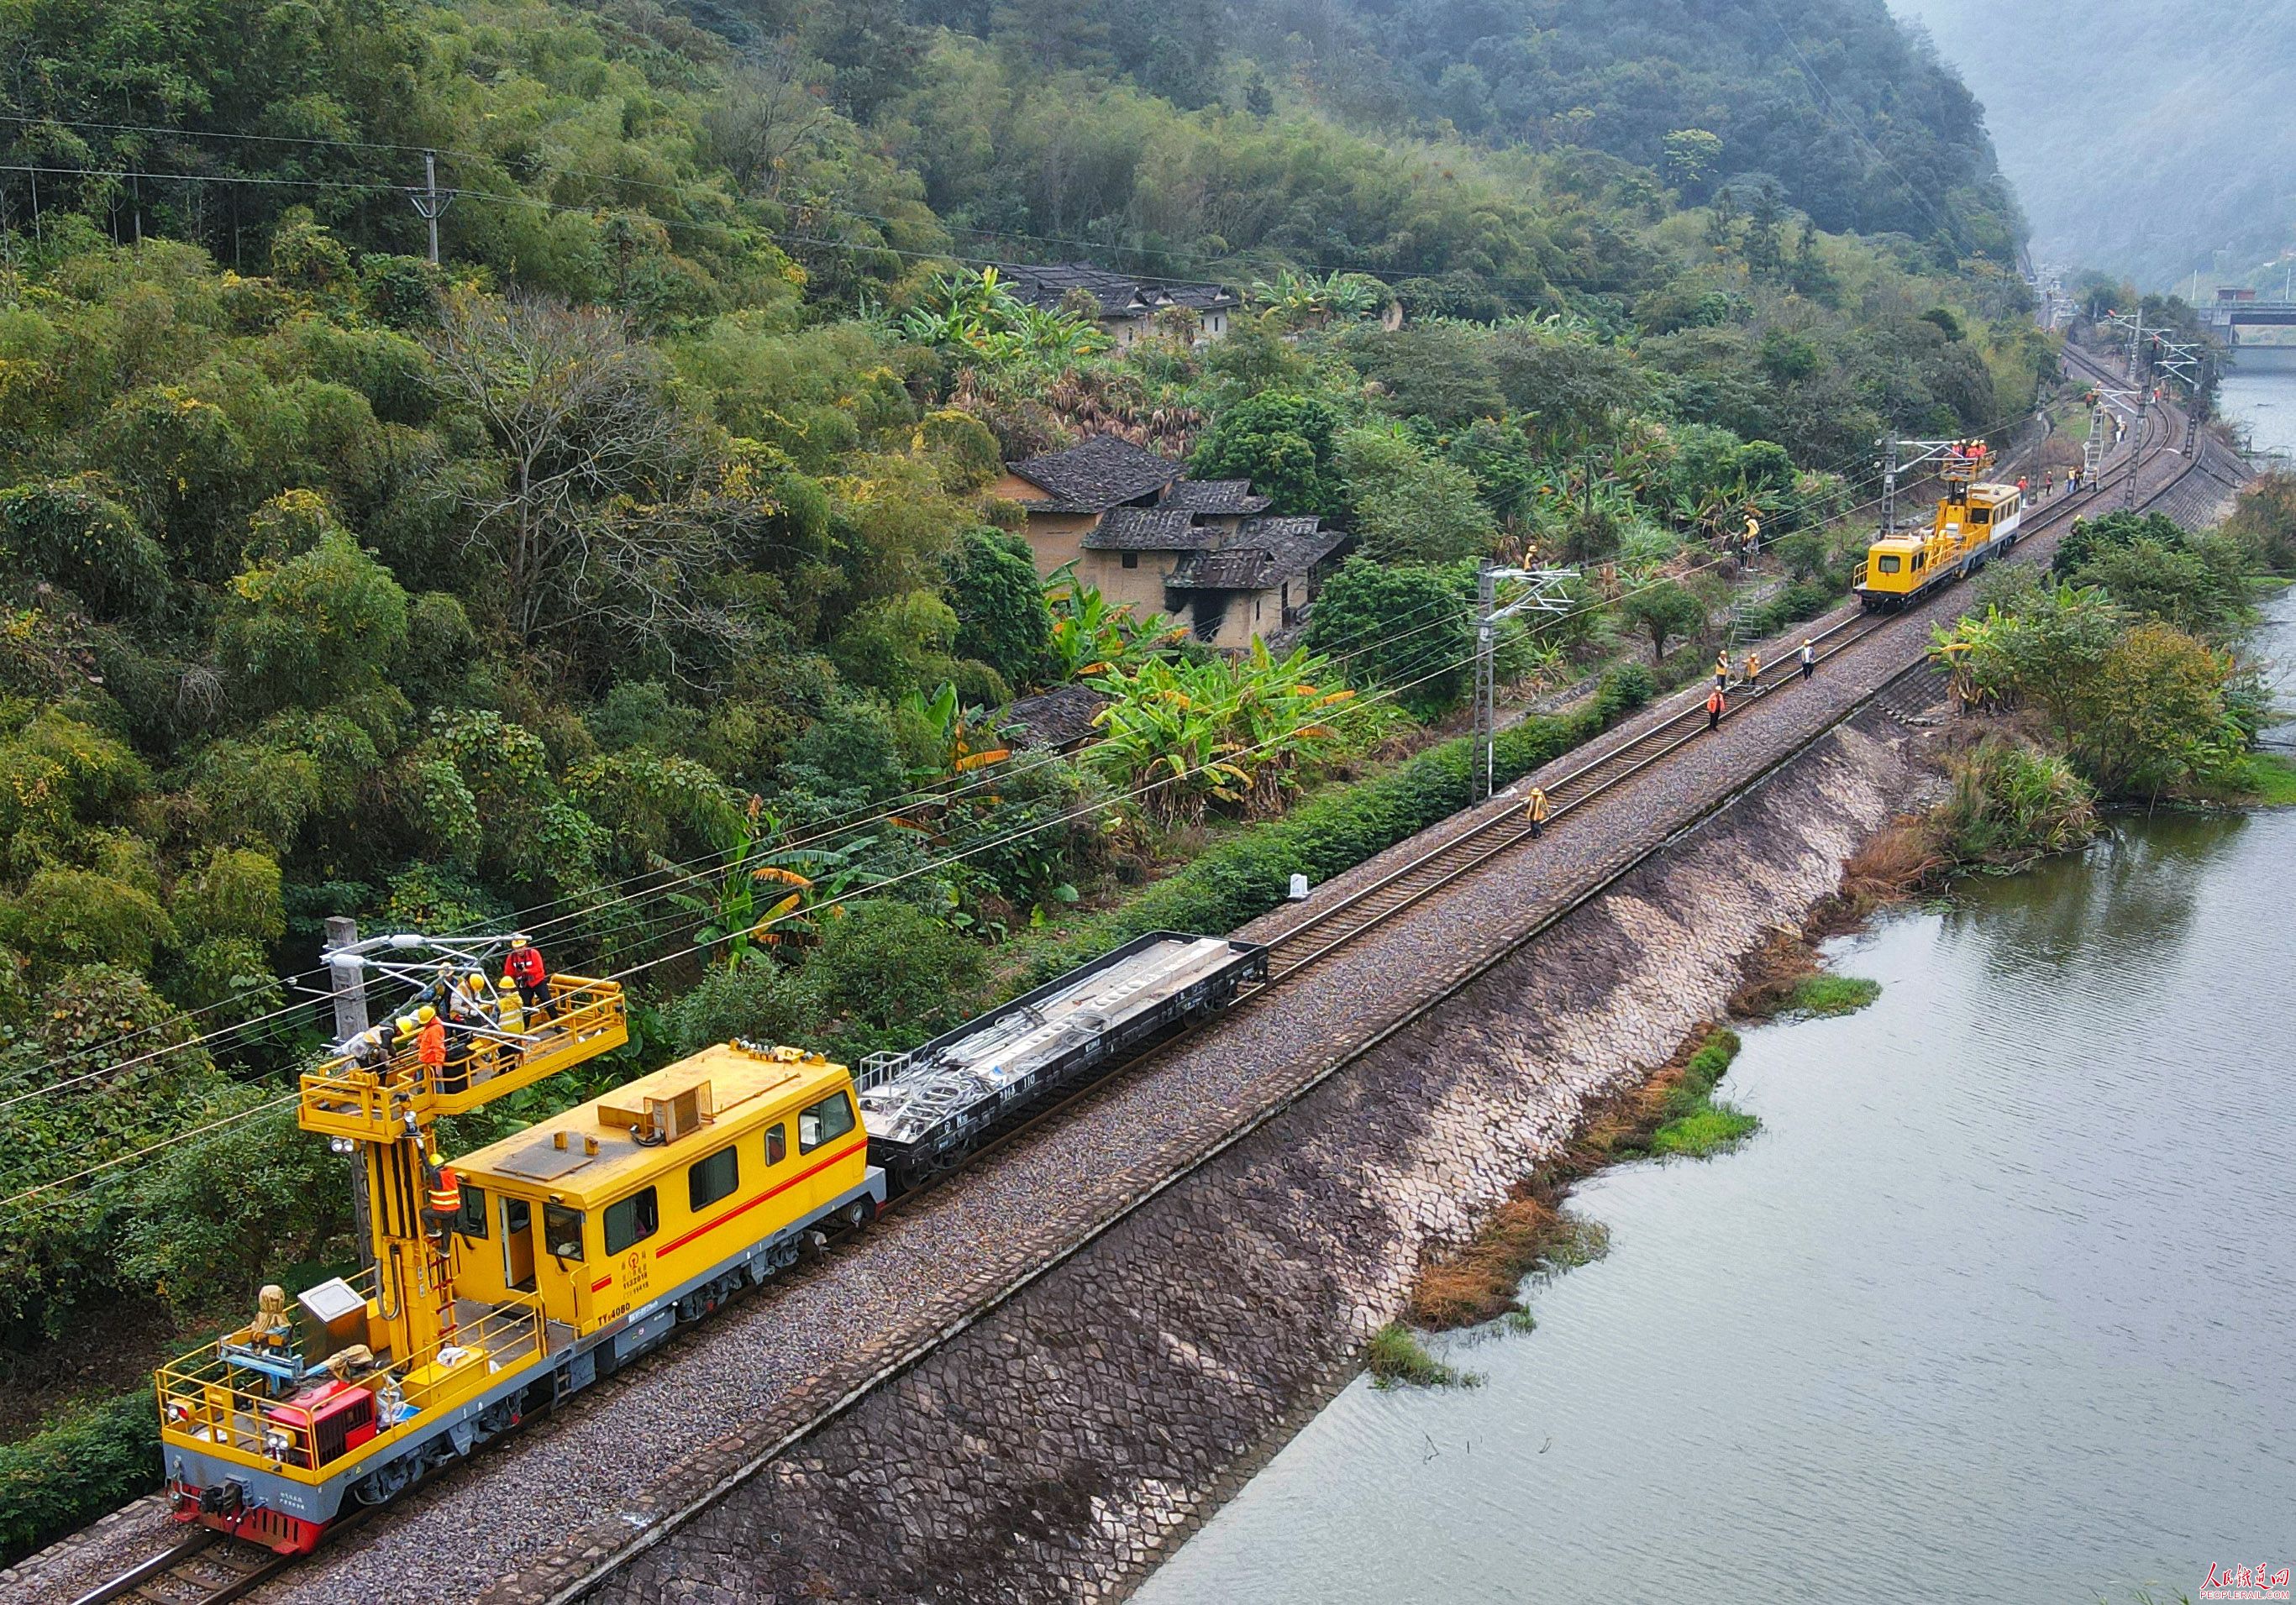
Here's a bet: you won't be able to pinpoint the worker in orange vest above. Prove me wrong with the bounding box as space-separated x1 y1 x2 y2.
1706 685 1726 731
504 932 549 1023
414 1005 447 1093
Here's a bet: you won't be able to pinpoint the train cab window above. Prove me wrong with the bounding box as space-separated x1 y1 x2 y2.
1877 555 1902 574
1913 551 1926 570
456 1183 489 1240
764 1122 787 1167
689 1146 739 1213
543 1201 587 1261
1970 507 1990 525
603 1188 656 1255
799 1092 855 1154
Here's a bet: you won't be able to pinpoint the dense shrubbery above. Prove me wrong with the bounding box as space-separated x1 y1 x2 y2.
0 1388 159 1558
1028 666 1651 968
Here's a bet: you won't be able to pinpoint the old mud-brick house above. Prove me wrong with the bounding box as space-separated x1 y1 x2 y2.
988 435 1350 651
992 262 1241 347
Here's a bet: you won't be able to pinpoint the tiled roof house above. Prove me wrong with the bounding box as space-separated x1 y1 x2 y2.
988 435 1352 651
994 262 1242 346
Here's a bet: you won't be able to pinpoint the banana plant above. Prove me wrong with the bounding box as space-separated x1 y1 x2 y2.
899 267 1110 365
1043 568 1185 680
1085 643 1353 825
665 797 876 968
888 681 1013 842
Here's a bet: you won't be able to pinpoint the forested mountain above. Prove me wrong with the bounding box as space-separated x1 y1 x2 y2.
0 0 2048 1554
1894 0 2296 287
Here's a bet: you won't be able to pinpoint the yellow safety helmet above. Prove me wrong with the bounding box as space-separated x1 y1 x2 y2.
417 1005 437 1025
468 970 487 987
497 976 518 991
396 1015 417 1035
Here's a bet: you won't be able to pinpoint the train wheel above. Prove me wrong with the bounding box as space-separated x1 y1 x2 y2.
847 1196 880 1228
353 1453 420 1506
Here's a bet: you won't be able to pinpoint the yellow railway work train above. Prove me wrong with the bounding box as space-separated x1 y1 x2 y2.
154 929 1262 1555
1854 442 2024 612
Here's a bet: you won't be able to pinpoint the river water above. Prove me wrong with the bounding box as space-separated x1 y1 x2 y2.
1137 464 2296 1604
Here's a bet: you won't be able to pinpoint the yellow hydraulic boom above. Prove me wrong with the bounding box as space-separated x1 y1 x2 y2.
297 970 628 1372
155 938 626 1514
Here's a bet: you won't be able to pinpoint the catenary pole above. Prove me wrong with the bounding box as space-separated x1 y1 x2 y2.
1471 561 1496 805
324 915 377 1277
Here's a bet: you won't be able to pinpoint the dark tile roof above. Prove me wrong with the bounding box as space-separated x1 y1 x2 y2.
996 684 1110 750
1082 507 1219 552
1006 435 1184 513
1164 480 1273 516
1240 515 1330 544
1167 522 1350 591
993 261 1240 321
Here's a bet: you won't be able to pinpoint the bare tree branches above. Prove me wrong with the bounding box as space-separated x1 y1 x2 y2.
423 291 757 683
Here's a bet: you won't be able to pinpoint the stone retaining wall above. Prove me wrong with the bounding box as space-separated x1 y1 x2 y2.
586 699 1946 1604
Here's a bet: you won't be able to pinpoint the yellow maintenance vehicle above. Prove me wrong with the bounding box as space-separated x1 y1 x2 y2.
1855 438 2025 612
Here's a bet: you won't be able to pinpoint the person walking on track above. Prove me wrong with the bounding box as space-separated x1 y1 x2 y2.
1715 649 1730 690
1524 784 1551 838
1706 685 1726 731
1743 649 1762 691
1799 638 1815 679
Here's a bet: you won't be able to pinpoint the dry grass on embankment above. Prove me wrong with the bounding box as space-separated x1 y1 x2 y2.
1404 857 1908 1338
1404 1022 1742 1333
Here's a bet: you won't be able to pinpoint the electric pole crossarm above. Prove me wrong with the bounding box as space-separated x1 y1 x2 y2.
407 149 453 265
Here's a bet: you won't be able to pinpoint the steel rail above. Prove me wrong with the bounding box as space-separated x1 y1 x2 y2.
68 1529 297 1605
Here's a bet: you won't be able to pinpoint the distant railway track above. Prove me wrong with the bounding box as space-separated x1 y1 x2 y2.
68 354 2230 1605
873 351 2218 1198
1259 357 2210 987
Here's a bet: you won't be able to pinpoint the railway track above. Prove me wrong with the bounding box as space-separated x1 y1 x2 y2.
878 349 2219 1196
66 1530 298 1605
1259 356 2211 986
66 352 2230 1605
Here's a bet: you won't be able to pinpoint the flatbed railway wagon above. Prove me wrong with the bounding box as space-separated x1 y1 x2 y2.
856 931 1268 1191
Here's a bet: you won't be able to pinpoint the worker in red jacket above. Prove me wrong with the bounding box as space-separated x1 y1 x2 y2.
504 933 549 1024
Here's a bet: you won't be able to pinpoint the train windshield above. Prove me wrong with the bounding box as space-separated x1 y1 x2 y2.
1877 555 1902 574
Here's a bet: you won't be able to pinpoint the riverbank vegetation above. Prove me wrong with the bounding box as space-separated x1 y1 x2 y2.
1363 1323 1477 1391
1930 506 2273 809
1400 1023 1743 1345
0 0 2064 1552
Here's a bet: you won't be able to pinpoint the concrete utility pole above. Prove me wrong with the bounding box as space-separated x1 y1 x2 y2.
1879 433 1899 535
2125 386 2149 510
324 916 377 1275
1472 563 1497 805
407 149 451 266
